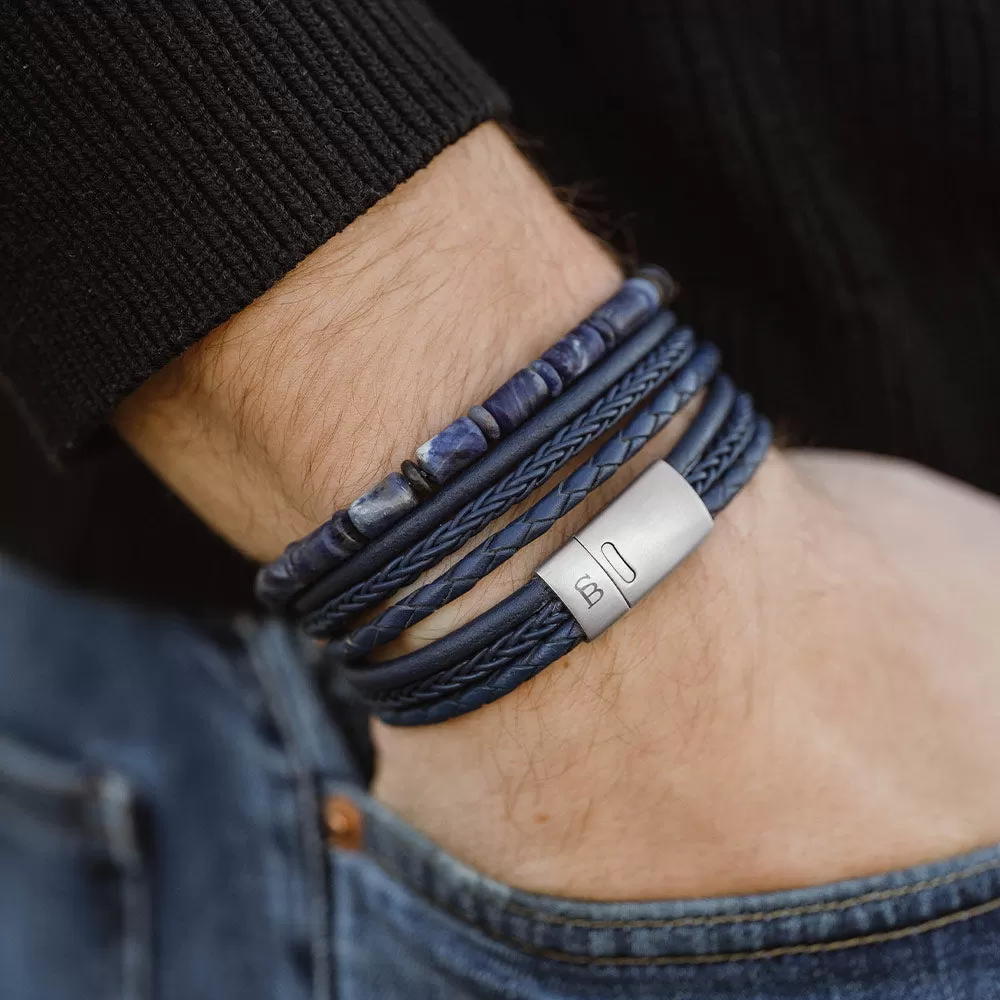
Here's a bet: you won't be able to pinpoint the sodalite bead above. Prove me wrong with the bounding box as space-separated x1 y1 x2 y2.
482 366 550 435
635 264 678 304
588 275 664 345
348 472 419 539
415 416 488 484
529 359 563 397
255 512 362 607
468 404 500 442
541 323 606 385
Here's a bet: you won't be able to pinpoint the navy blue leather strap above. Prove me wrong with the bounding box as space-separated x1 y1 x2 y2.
367 415 773 726
292 312 677 617
340 576 556 696
300 325 697 637
340 379 748 700
328 344 721 662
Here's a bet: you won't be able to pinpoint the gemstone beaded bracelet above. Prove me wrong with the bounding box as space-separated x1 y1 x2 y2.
256 266 677 609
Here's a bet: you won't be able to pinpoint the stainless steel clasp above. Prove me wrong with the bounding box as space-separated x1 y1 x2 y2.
534 461 713 640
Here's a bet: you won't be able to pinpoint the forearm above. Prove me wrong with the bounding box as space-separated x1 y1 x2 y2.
117 124 621 562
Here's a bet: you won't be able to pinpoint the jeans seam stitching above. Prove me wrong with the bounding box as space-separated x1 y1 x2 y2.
498 857 1000 929
247 625 333 1000
360 850 1000 965
503 897 1000 966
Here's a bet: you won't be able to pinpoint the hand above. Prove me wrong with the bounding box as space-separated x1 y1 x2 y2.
118 123 1000 900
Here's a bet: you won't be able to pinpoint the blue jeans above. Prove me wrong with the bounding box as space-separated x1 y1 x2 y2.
2 559 999 999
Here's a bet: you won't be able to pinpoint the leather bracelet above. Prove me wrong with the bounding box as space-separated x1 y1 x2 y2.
256 267 676 610
336 365 743 696
327 343 721 662
299 323 696 637
291 310 679 618
360 415 773 726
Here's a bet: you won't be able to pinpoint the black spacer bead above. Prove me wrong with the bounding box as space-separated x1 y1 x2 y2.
401 459 436 498
331 509 366 551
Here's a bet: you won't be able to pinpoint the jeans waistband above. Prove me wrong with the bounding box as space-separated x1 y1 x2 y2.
329 785 1000 964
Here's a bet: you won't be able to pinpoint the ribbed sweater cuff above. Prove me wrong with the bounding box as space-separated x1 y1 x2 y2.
0 0 508 455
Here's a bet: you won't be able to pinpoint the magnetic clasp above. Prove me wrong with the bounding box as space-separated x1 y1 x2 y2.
535 539 630 640
535 461 713 640
600 542 636 583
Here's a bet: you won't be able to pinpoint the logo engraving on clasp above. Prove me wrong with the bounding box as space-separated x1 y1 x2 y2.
574 575 604 608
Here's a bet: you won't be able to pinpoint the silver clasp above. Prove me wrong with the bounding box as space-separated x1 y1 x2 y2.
534 461 713 640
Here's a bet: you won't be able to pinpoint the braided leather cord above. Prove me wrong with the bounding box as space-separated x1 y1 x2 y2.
700 416 773 514
366 599 570 709
325 343 722 658
684 392 756 495
300 327 696 637
377 618 585 726
365 414 774 726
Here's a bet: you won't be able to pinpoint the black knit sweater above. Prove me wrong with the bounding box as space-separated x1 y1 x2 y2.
0 0 505 453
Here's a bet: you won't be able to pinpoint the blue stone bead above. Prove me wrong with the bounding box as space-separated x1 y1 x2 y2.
467 404 500 442
482 366 550 436
292 517 360 575
589 278 661 343
586 315 618 347
415 416 488 484
348 472 419 539
541 323 606 385
255 516 359 606
635 264 678 305
529 358 563 397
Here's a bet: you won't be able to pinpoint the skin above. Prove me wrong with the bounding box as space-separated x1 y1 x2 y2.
118 123 1000 900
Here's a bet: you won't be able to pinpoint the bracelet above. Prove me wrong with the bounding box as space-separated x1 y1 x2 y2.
335 356 736 690
299 323 696 636
252 261 770 726
350 412 773 726
327 342 721 661
291 309 677 618
255 267 676 609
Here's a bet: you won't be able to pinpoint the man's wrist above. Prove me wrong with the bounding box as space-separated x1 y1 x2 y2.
117 123 622 562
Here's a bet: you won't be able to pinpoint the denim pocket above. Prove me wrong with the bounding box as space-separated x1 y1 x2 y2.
0 734 150 1000
328 786 1000 1000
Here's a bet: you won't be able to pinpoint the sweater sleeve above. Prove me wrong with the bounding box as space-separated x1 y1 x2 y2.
0 0 507 455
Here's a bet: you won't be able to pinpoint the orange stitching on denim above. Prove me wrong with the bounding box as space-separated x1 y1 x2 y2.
499 857 1000 929
512 897 1000 966
353 850 1000 967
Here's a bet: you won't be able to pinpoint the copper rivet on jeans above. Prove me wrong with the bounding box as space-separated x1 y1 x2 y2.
322 795 363 850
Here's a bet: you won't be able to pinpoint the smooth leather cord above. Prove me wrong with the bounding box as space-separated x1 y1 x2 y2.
329 343 722 662
300 326 697 637
358 414 774 725
293 313 677 617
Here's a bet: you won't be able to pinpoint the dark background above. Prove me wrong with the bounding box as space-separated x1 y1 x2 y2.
3 0 998 612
